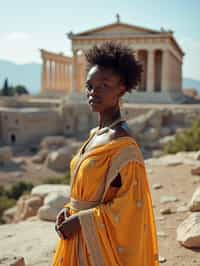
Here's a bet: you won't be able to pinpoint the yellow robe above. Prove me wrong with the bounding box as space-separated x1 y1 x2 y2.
52 135 159 266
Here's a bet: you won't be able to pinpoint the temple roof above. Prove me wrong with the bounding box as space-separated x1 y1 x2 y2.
68 21 162 38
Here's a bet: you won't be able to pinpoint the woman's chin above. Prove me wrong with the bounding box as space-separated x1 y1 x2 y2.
88 103 102 112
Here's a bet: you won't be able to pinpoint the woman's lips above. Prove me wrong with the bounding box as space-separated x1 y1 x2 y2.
88 97 101 105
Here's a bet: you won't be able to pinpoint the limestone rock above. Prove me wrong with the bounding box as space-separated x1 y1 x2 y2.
46 147 72 171
152 183 163 190
191 167 200 176
38 205 61 221
32 149 48 164
176 206 188 213
40 136 67 150
13 195 43 223
188 186 200 211
160 195 178 204
160 126 171 137
158 135 176 148
2 206 17 224
177 213 200 248
160 207 173 215
159 255 167 263
44 191 69 209
146 109 162 129
128 116 147 136
157 231 168 238
0 255 25 266
142 127 160 142
31 184 70 198
152 150 163 158
0 146 12 165
146 151 200 168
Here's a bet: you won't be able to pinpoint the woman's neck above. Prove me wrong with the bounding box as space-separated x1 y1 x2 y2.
99 106 121 128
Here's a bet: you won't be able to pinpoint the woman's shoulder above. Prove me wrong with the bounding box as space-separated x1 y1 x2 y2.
111 121 134 140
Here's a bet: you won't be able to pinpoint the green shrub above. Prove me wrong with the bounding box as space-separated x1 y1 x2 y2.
6 181 34 200
164 119 200 154
43 171 70 185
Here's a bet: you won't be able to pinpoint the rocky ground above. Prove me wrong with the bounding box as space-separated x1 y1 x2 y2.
0 155 200 265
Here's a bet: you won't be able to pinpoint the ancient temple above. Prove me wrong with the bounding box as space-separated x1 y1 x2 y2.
40 16 185 103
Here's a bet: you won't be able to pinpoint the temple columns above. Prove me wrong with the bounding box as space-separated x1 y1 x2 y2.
72 50 79 92
147 49 155 92
161 49 170 91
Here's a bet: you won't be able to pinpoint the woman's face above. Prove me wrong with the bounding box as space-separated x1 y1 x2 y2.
85 65 125 113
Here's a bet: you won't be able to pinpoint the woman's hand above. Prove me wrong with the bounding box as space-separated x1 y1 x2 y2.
58 215 81 239
55 207 70 228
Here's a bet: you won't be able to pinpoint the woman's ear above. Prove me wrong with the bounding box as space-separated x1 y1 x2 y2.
119 84 126 97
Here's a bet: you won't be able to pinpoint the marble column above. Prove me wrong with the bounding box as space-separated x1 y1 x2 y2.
54 62 58 90
147 50 155 92
134 50 139 91
60 63 64 90
161 50 170 91
41 59 47 91
49 60 53 90
72 50 78 92
65 64 69 91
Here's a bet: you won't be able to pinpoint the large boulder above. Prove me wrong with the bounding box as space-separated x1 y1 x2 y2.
0 146 12 165
46 147 72 171
188 186 200 211
38 205 61 221
31 184 70 198
13 195 43 223
177 213 200 248
32 149 48 164
44 191 69 209
37 189 70 221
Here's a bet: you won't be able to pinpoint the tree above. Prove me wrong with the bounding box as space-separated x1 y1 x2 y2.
14 85 29 95
1 78 13 96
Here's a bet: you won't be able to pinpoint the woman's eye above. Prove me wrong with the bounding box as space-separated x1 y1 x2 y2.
86 84 92 91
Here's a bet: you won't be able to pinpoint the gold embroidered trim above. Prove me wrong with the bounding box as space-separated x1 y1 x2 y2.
102 145 144 200
78 210 104 266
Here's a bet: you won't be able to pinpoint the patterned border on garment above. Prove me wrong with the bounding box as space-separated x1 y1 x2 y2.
102 145 144 200
78 209 104 266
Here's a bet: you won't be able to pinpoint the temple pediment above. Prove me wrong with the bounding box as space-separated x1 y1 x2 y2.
71 22 160 38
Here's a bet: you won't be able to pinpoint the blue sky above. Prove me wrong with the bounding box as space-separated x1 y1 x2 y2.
0 0 199 80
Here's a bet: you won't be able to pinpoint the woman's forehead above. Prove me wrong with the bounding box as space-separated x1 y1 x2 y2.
87 65 118 82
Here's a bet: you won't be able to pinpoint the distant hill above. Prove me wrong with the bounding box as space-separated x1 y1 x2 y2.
0 60 41 95
0 59 200 95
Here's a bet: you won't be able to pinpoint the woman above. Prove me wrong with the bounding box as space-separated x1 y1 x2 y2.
52 42 159 266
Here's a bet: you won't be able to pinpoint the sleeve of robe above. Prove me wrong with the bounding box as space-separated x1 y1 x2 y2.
77 152 159 266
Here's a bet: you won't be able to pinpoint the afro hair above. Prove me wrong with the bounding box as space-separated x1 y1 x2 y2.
85 42 142 92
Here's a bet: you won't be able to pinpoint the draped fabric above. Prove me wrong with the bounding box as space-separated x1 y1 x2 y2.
52 136 159 266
